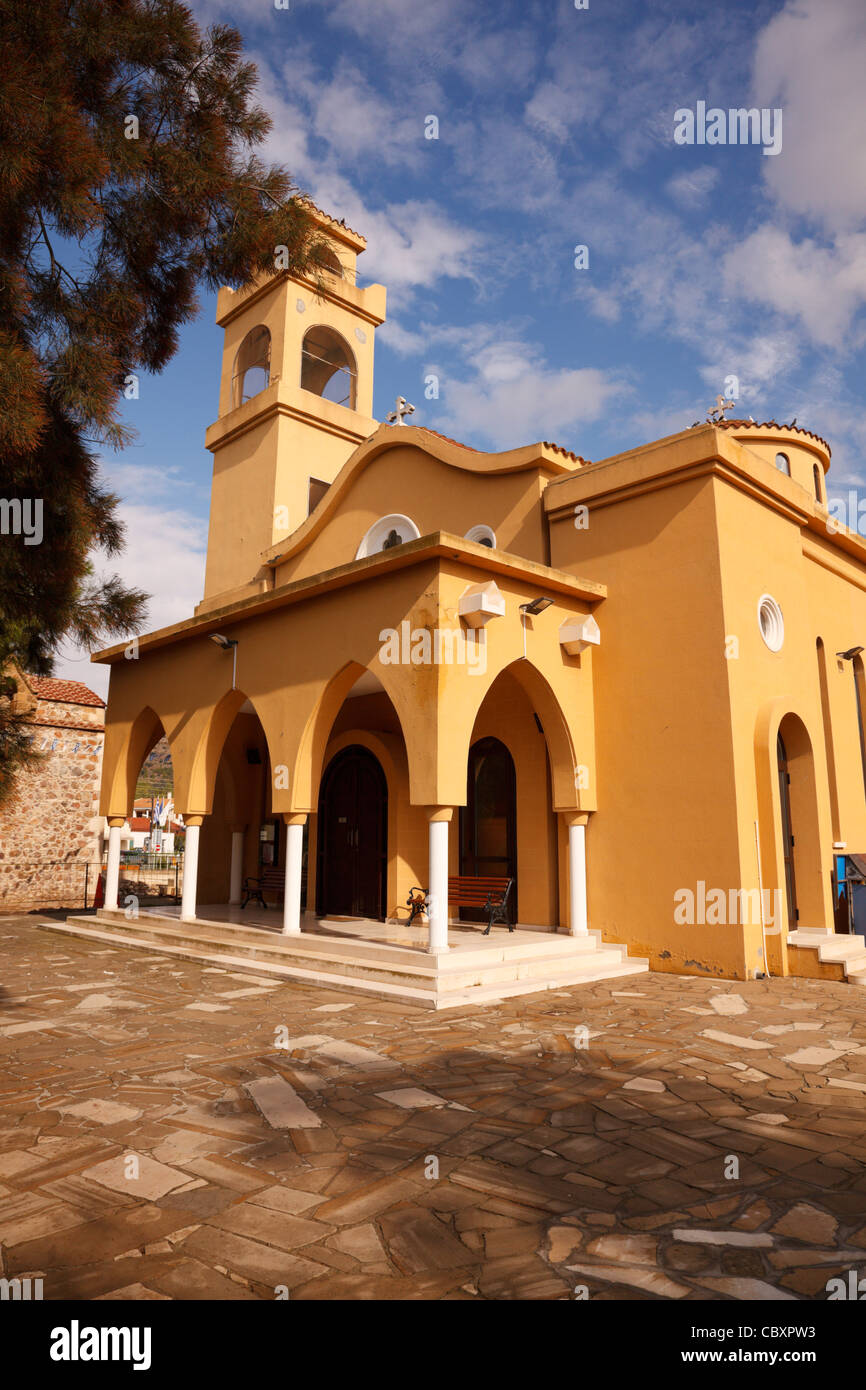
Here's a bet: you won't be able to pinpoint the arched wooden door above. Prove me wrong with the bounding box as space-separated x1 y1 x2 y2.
460 737 518 921
317 746 387 918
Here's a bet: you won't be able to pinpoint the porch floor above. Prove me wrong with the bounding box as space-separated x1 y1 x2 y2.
144 901 555 954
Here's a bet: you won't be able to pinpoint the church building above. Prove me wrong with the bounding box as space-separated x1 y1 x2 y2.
66 204 866 1005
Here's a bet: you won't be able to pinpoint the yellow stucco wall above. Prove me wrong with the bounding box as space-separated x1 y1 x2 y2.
94 235 866 984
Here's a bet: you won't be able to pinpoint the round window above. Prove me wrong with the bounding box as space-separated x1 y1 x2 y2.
758 594 784 651
464 524 496 548
355 513 421 560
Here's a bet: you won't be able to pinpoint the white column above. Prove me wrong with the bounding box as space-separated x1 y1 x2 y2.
104 824 122 911
568 821 588 936
282 820 304 936
427 814 450 953
181 822 201 922
229 830 245 905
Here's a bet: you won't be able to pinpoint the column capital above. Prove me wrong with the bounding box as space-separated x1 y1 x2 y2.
560 810 590 828
184 814 205 828
229 823 248 835
107 816 126 829
282 812 308 826
425 805 455 823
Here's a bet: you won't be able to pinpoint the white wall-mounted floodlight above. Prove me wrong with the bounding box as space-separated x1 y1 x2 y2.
210 633 239 688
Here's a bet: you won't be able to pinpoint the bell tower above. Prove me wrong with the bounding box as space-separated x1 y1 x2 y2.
200 204 386 608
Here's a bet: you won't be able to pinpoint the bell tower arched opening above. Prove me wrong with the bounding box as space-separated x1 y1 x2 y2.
232 325 271 408
300 326 357 409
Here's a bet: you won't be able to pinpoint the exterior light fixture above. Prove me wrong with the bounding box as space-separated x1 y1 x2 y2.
210 633 239 688
518 596 553 660
519 596 553 616
837 646 864 660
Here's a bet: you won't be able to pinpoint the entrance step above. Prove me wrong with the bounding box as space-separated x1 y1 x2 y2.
37 911 649 1010
787 929 866 985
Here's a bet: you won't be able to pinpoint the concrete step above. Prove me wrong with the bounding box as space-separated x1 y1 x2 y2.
53 917 637 992
101 906 592 961
787 929 866 983
37 911 649 1010
58 912 608 990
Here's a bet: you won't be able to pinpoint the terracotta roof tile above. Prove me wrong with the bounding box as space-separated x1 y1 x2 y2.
419 427 475 451
542 441 589 465
418 428 588 465
296 198 366 246
700 418 831 456
29 677 105 708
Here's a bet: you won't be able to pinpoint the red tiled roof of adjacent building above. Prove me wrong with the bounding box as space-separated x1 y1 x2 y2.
128 817 183 833
29 677 105 708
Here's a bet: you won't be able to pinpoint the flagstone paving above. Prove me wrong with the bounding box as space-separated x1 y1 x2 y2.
1 914 865 1300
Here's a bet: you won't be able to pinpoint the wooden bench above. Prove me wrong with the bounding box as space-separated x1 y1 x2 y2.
242 866 307 910
449 875 514 934
405 876 515 934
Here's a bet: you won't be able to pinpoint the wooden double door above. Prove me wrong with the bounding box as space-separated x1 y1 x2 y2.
316 746 387 918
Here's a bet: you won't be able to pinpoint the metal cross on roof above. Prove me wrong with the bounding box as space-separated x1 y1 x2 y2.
707 395 736 423
387 396 416 426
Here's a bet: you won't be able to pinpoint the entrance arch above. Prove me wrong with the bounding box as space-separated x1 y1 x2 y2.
777 731 797 927
460 737 518 921
316 745 387 918
777 713 823 930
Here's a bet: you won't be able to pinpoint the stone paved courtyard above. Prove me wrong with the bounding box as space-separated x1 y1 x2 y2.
1 914 865 1301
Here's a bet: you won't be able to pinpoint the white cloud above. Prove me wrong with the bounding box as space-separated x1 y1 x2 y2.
723 225 866 347
666 165 720 208
51 503 208 699
432 329 626 450
753 0 866 231
308 61 420 166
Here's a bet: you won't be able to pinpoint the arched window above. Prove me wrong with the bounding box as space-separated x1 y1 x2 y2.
355 513 420 559
813 463 823 503
775 452 790 475
232 325 271 408
319 247 344 279
300 326 356 409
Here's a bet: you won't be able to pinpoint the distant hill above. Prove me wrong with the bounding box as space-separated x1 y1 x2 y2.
135 736 173 798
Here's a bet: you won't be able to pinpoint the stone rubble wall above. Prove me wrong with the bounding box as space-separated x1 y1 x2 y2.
0 698 105 911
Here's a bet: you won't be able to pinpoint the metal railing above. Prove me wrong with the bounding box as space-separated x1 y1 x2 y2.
0 859 183 913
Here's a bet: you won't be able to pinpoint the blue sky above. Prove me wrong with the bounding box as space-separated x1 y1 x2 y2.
60 0 866 692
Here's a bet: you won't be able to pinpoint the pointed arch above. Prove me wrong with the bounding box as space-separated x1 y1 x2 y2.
103 705 170 818
185 688 274 817
435 657 585 811
293 660 418 810
507 660 581 809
